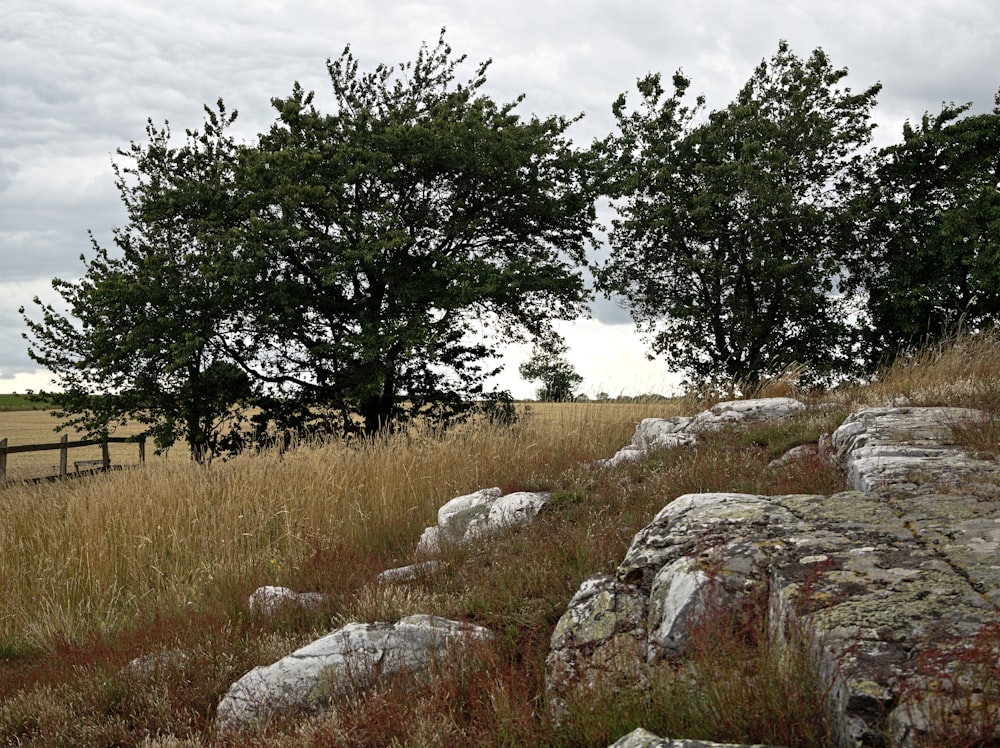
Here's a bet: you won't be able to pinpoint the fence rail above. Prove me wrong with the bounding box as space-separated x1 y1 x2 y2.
0 435 146 481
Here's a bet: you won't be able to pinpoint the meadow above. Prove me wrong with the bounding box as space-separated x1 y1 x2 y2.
2 336 1000 746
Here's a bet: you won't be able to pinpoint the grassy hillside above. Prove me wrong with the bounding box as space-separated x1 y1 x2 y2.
1 335 999 746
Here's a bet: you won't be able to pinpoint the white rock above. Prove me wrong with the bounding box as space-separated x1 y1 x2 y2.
647 557 711 660
248 586 326 615
216 614 492 733
376 561 441 584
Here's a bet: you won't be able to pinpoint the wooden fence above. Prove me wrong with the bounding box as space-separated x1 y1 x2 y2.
0 435 146 481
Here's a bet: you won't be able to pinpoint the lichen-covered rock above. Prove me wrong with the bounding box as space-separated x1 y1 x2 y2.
216 614 492 733
832 405 994 493
416 487 550 554
688 397 806 432
552 405 1000 747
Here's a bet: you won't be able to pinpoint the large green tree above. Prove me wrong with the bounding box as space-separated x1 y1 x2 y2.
232 32 599 436
847 95 1000 368
597 42 881 387
21 102 252 462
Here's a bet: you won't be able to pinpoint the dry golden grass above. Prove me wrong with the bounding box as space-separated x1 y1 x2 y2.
860 330 1000 411
0 399 691 651
3 337 999 747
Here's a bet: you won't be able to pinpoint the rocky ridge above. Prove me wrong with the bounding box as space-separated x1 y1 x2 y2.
204 398 999 746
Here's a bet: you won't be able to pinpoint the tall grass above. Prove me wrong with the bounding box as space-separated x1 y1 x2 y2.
3 336 997 748
0 401 683 652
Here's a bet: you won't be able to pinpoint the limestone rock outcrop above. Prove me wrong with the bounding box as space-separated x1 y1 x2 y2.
549 405 1000 747
600 398 807 467
216 614 492 733
248 585 326 615
416 486 550 554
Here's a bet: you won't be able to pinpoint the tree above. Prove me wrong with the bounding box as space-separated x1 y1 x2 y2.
597 42 881 387
21 102 252 462
846 95 1000 368
518 334 583 401
231 31 599 436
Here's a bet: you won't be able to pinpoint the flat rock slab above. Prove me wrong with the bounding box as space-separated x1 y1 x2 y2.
609 728 781 748
216 614 492 733
600 398 806 467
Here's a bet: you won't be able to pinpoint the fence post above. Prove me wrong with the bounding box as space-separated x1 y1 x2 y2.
138 436 146 464
101 438 110 471
0 438 7 480
59 434 68 476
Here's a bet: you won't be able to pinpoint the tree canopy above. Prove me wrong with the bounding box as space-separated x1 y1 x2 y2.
847 95 1000 368
23 31 601 453
21 103 251 462
230 32 599 436
597 41 881 387
518 334 583 401
25 34 1000 457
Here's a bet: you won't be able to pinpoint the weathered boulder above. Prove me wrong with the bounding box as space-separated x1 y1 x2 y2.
376 560 441 585
600 398 807 467
416 487 550 554
609 728 781 748
216 614 492 733
549 405 1000 747
248 585 326 615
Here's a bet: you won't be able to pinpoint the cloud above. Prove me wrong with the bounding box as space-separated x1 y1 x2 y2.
3 0 1000 393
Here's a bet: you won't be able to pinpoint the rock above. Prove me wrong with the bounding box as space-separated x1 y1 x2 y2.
550 405 1000 746
125 649 189 677
599 398 807 467
216 614 492 733
766 443 819 470
376 560 441 584
248 585 326 615
416 487 550 554
608 728 781 748
688 397 806 432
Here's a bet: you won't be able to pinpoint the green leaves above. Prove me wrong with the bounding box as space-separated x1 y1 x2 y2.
848 96 1000 368
598 42 880 388
518 334 583 402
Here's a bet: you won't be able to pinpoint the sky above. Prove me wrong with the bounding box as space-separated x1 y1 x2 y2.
2 0 999 399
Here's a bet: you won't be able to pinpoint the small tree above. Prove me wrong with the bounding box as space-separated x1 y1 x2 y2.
518 334 583 401
21 102 252 462
597 42 881 387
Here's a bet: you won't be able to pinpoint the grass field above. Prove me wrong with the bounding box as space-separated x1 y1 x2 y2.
0 393 53 411
1 337 999 746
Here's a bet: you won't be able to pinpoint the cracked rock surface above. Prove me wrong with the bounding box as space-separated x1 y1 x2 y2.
549 405 1000 747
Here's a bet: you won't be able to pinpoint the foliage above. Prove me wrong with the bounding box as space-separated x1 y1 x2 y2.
231 31 599 437
847 95 1000 369
20 103 252 462
597 41 881 388
518 333 583 401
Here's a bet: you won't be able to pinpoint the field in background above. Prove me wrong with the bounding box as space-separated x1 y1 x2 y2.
0 398 692 482
0 393 52 411
0 407 150 481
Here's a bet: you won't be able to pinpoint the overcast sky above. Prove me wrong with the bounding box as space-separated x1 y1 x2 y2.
2 0 998 398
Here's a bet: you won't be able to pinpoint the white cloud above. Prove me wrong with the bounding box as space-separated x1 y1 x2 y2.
3 0 1000 396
